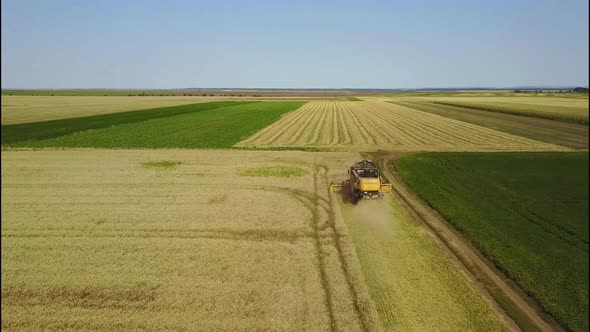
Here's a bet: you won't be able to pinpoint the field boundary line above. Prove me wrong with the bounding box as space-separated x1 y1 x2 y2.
239 102 310 145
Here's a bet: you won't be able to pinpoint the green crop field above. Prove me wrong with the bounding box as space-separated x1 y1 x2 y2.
2 101 304 148
344 97 361 101
1 101 249 144
393 152 589 332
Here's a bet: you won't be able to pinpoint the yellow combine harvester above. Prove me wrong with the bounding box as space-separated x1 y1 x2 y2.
330 160 392 203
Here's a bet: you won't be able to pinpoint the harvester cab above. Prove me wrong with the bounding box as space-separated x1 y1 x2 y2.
330 160 392 204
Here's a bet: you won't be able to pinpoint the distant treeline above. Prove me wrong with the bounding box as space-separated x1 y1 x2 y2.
514 87 588 93
1 89 367 97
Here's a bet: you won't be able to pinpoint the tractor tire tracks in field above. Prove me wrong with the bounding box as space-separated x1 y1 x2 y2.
374 152 564 332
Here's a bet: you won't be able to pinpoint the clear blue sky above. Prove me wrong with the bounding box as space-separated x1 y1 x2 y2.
1 0 588 89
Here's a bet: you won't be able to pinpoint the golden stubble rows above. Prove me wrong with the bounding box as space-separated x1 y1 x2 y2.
236 100 568 151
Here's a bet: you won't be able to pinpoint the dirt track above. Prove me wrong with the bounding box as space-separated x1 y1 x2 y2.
374 152 563 332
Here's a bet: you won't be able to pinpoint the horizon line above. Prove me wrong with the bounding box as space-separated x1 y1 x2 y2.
2 85 588 91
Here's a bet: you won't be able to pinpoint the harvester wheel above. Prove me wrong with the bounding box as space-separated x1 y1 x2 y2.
350 190 361 205
340 180 353 204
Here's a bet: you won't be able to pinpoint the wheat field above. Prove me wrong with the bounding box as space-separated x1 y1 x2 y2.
1 149 379 331
237 100 566 151
1 149 511 331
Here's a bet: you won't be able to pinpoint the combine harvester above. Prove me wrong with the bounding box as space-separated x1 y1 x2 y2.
330 160 392 204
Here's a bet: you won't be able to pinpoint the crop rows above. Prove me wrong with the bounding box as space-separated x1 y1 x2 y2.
393 101 589 149
237 101 566 151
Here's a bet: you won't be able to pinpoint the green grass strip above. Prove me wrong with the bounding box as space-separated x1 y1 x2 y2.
1 101 252 144
141 160 182 169
345 97 361 101
239 166 309 178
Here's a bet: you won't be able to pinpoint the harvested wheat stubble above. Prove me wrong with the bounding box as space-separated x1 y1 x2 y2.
2 149 516 331
1 149 378 331
236 101 568 151
340 199 511 332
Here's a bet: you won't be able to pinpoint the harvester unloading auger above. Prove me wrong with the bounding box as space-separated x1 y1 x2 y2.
330 160 392 204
